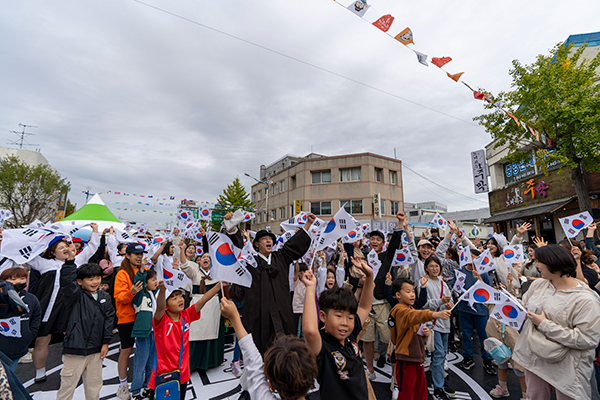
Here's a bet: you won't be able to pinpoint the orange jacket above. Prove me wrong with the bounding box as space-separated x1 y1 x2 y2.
114 268 139 324
388 303 433 357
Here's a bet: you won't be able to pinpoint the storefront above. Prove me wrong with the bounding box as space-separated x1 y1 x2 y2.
485 168 600 243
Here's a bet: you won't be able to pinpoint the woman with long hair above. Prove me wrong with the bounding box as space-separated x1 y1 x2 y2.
28 223 99 383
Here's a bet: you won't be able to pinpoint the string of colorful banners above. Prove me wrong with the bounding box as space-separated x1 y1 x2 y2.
104 191 177 200
337 0 552 147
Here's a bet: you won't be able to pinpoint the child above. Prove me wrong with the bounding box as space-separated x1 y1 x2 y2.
388 277 451 400
292 262 309 338
220 297 318 399
422 256 454 400
448 249 496 375
302 256 375 400
56 258 115 400
0 267 42 371
130 267 158 400
148 278 221 400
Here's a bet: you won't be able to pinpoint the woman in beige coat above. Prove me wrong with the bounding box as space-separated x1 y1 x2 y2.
513 244 600 400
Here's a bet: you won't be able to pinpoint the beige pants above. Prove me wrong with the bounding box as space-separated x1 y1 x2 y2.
361 302 391 343
56 353 103 400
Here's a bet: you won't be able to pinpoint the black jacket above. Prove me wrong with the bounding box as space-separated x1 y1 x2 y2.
0 290 41 361
373 228 403 301
60 260 115 356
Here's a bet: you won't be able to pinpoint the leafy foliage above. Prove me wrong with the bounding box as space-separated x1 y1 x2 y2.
474 42 600 171
0 155 71 227
210 177 254 231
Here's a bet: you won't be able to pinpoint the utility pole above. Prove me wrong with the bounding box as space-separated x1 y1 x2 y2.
244 173 271 227
8 123 38 149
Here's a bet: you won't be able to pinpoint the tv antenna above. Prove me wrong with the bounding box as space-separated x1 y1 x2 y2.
8 123 39 149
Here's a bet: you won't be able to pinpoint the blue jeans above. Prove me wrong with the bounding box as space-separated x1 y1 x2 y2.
459 312 492 361
432 331 449 389
131 333 155 395
232 336 240 363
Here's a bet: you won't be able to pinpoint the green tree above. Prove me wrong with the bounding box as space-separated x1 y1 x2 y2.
210 177 255 231
65 199 75 217
474 42 600 213
0 155 71 227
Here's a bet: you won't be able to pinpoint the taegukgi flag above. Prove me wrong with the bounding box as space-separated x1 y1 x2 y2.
392 248 414 266
490 289 527 329
474 249 496 274
453 270 467 294
503 244 524 267
367 249 381 281
431 212 448 231
0 317 21 338
207 232 252 288
459 246 473 267
456 280 507 312
559 211 593 238
314 207 355 251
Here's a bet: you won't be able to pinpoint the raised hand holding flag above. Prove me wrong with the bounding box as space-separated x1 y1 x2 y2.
459 246 473 267
455 280 507 312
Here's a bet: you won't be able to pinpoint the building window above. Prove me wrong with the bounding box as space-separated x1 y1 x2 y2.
340 167 361 182
272 184 277 195
389 170 397 185
270 210 276 221
409 211 419 217
340 200 363 214
290 205 295 217
253 192 256 202
280 180 285 192
375 167 383 183
390 201 399 215
259 190 263 200
380 200 386 215
291 175 296 189
311 201 332 216
280 207 285 219
258 213 262 223
311 170 331 184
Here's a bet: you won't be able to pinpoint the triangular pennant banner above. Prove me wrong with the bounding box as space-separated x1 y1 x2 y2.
415 51 428 66
394 27 414 45
431 56 452 68
447 72 464 82
372 14 394 32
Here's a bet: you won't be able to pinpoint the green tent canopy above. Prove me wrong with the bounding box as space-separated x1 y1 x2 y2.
60 194 125 231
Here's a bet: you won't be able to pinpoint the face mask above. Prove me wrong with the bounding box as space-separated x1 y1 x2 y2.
13 283 26 293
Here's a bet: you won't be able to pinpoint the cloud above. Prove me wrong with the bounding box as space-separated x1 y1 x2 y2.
1 0 598 226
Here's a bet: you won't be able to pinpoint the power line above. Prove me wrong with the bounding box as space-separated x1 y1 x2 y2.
131 0 481 128
402 164 489 204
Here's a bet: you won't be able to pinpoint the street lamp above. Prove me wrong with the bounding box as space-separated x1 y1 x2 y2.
244 173 270 226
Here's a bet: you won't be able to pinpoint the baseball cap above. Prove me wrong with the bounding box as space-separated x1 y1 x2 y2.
126 243 147 254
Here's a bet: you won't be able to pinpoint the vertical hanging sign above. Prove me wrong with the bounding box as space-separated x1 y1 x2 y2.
471 150 489 194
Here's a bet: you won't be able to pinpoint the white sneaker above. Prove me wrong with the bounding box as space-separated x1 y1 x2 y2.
444 360 449 371
367 371 376 380
392 386 399 400
117 385 131 400
19 350 33 364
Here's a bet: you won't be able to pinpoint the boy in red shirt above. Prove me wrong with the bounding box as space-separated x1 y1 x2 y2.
149 280 222 399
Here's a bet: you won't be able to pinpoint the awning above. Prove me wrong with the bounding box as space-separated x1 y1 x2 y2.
484 197 575 223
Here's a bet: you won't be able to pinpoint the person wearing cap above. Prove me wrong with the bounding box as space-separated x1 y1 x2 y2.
114 242 147 400
228 213 317 355
71 237 85 254
28 223 99 383
428 227 442 249
362 211 406 380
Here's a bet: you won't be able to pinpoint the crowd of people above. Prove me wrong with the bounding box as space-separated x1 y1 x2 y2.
1 210 600 400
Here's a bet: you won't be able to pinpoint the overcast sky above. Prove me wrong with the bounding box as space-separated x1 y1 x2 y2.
1 0 598 225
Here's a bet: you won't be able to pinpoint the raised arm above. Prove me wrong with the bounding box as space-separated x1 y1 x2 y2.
154 281 167 323
195 282 222 314
151 242 167 265
74 223 99 266
106 228 122 265
351 257 374 325
301 269 321 356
